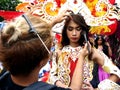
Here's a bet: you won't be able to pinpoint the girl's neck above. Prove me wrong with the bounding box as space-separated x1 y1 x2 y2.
98 44 102 46
70 43 79 47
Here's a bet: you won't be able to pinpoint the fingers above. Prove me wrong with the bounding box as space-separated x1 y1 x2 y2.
59 9 73 20
82 80 94 90
83 80 91 87
84 41 92 53
81 87 91 90
56 10 70 22
80 42 90 57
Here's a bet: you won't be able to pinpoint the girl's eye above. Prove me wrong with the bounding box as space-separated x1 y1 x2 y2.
76 27 82 31
67 26 82 31
67 27 73 31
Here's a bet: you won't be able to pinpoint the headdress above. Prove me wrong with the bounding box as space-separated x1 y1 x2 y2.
16 0 120 35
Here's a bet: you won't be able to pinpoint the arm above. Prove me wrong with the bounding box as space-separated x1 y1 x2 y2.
55 53 85 89
106 42 112 57
108 74 119 82
91 48 104 66
49 10 72 27
48 51 60 85
108 46 112 57
91 48 120 82
81 80 96 90
81 78 120 90
56 43 91 90
98 78 120 90
82 48 120 90
69 54 84 90
69 43 91 90
55 54 85 89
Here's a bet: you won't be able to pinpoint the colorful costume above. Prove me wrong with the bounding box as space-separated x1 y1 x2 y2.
48 45 94 86
98 79 120 90
48 45 120 89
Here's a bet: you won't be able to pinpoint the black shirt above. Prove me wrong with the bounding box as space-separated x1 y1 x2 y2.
0 72 71 90
0 72 25 90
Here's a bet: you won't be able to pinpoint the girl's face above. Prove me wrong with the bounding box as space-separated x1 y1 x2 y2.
97 37 102 45
67 20 82 47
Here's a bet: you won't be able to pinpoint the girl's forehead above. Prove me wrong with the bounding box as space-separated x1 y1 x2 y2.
98 38 102 40
68 20 80 26
98 36 102 39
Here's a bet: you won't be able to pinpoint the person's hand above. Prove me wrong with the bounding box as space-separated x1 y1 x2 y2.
51 10 72 26
80 42 92 58
105 42 110 47
81 80 95 90
89 37 94 46
55 80 68 88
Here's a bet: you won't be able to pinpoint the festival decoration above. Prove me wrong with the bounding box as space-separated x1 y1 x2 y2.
0 10 24 21
15 0 120 80
16 0 120 35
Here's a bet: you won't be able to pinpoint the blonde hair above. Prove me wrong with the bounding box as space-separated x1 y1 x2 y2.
0 13 52 76
2 13 52 46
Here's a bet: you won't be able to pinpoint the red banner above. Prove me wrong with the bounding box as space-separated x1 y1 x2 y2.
0 10 24 21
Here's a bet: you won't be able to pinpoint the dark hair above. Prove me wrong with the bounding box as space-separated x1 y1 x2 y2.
94 35 109 56
0 14 52 76
61 13 90 47
94 35 106 47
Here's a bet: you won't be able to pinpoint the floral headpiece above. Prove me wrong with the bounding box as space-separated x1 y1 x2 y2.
16 0 120 35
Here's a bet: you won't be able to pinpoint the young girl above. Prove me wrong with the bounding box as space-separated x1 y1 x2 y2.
48 11 120 89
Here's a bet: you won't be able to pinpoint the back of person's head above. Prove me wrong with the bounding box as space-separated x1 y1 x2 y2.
61 12 90 47
0 13 52 76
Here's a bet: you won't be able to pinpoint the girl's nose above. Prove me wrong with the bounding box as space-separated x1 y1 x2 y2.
72 30 77 35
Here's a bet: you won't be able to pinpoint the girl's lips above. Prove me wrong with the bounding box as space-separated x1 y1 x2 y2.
71 38 78 40
71 37 77 40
